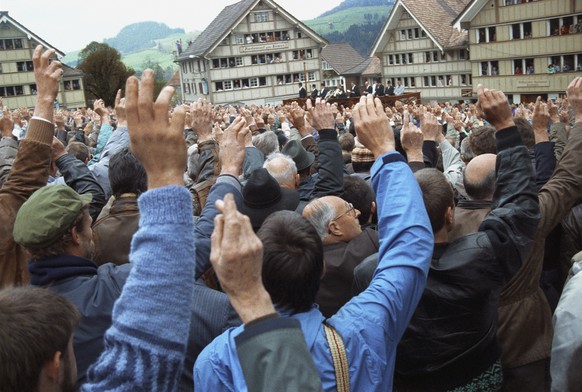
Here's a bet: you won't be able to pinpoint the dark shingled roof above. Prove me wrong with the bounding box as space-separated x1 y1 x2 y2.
321 43 365 75
402 0 470 49
62 64 84 78
344 56 382 76
178 0 256 60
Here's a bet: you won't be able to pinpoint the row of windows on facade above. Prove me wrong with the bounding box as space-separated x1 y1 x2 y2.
476 15 582 43
0 79 81 97
181 49 316 74
387 75 473 88
479 54 582 76
502 0 540 6
219 28 305 46
0 38 24 50
386 49 470 66
195 71 318 94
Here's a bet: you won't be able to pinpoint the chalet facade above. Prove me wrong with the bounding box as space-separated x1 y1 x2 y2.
0 11 86 109
372 0 473 102
176 0 327 105
455 0 582 103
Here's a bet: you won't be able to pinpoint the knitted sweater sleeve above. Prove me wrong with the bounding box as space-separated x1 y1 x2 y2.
82 185 195 391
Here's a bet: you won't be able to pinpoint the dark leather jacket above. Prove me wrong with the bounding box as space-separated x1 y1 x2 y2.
354 127 540 390
92 193 139 266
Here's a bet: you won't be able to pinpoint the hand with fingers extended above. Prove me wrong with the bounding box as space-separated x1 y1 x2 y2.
113 89 127 127
401 111 424 162
532 97 550 143
286 103 308 136
0 107 14 138
420 108 440 142
306 98 336 131
51 136 67 162
219 116 248 177
239 107 257 134
125 69 186 189
352 94 395 159
210 193 273 324
476 84 514 131
32 45 63 121
93 99 108 119
191 99 214 143
566 77 582 123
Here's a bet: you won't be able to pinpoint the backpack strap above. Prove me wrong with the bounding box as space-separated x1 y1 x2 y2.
323 323 350 392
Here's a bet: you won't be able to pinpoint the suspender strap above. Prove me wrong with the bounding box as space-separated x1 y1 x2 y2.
323 323 350 392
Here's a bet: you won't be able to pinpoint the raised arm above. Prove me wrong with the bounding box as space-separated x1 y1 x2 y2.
194 117 248 279
83 70 193 391
330 95 433 349
0 46 61 288
476 85 540 278
306 98 344 198
209 193 323 392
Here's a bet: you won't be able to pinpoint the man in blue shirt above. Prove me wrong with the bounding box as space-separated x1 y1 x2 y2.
194 96 433 391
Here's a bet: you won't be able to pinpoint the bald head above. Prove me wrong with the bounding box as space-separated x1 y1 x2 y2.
264 152 298 189
464 153 496 201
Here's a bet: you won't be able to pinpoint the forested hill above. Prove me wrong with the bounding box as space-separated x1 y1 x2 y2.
305 0 395 56
104 22 185 54
319 0 394 18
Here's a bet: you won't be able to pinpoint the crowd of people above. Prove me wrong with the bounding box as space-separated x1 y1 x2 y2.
0 44 581 392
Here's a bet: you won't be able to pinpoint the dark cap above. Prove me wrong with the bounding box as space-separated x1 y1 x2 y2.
282 140 314 172
241 168 300 230
13 185 92 248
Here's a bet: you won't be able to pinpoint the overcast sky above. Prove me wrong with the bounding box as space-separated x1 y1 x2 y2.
3 0 344 52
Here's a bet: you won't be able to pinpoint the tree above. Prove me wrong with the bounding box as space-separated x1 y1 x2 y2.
77 42 135 106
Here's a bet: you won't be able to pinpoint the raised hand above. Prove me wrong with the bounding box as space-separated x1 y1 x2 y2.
210 193 272 324
219 116 248 177
476 84 514 131
32 45 62 121
421 108 440 142
125 69 186 189
532 96 550 143
114 89 127 127
191 99 214 143
0 107 14 138
401 111 424 162
566 77 582 123
306 98 335 131
352 94 395 159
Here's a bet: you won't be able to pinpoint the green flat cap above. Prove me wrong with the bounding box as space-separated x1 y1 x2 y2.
14 185 92 249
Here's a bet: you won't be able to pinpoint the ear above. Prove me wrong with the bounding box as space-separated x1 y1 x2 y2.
295 173 301 187
369 201 377 223
328 220 342 237
42 350 62 383
70 224 82 246
445 205 455 229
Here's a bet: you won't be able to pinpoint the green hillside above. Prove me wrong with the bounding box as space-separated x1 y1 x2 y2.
62 31 199 72
304 6 390 35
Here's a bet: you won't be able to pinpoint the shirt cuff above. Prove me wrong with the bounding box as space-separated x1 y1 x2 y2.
31 116 53 125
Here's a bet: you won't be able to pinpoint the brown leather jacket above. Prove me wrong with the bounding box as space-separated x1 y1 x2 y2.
92 193 140 266
448 200 492 243
0 119 53 288
498 121 582 369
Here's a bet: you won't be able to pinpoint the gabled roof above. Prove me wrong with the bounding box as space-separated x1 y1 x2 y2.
321 43 365 75
0 11 64 56
343 56 382 76
453 0 489 28
62 64 84 78
178 0 327 61
371 0 469 55
166 70 181 88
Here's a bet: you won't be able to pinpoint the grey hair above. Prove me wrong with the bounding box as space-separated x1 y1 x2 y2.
304 199 336 241
264 152 297 186
252 131 279 156
460 137 473 162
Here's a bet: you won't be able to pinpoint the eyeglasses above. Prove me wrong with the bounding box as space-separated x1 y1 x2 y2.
332 203 356 221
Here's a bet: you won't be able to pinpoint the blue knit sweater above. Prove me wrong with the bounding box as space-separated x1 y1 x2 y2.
82 185 195 391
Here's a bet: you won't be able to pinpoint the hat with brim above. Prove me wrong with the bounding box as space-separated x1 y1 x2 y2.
282 139 314 172
13 185 92 249
241 168 300 230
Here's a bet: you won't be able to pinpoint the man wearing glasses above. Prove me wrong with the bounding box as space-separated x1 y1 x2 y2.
303 196 379 317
